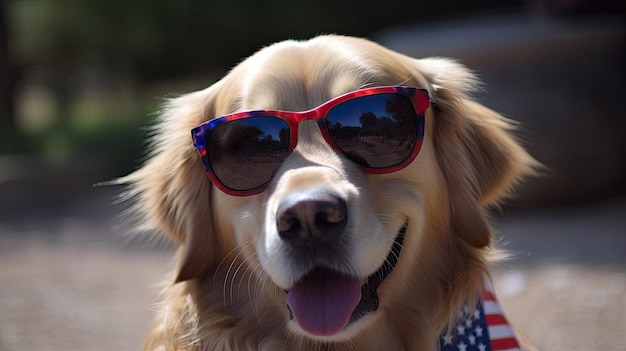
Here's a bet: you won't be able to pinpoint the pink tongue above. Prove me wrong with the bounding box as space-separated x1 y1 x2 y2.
286 268 362 336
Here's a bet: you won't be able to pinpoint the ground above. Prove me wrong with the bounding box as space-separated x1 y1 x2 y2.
0 186 624 351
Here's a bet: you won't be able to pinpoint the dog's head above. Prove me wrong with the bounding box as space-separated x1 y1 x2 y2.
125 35 535 342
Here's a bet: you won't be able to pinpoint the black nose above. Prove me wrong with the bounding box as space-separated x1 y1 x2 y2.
276 191 347 248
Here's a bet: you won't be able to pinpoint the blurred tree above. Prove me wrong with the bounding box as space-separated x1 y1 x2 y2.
9 0 524 83
0 0 14 128
3 0 522 172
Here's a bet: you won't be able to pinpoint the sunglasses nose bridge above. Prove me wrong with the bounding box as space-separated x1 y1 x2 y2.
291 107 322 124
289 120 337 165
288 108 327 143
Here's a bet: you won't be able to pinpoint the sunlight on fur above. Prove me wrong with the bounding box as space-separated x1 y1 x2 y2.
119 35 538 351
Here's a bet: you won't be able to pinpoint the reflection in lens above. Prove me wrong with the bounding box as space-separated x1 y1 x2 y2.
208 117 290 191
326 94 418 168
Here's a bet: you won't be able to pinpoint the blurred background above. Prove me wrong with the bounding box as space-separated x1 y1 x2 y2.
0 0 624 350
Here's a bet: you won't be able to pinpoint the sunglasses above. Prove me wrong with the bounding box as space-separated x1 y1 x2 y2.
191 86 430 196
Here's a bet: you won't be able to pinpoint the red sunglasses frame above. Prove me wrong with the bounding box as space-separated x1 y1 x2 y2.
191 86 431 196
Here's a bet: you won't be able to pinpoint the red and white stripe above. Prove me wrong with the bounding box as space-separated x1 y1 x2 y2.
482 282 522 351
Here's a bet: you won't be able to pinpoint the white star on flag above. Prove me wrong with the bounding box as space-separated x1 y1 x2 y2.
457 341 468 351
438 280 521 351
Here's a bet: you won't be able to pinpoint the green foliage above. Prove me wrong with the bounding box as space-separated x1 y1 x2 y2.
9 0 521 79
0 99 157 176
3 0 521 177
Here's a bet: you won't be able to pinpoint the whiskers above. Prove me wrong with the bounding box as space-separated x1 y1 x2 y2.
213 239 279 329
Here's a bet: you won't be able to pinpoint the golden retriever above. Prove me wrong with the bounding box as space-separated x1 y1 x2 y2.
121 35 537 350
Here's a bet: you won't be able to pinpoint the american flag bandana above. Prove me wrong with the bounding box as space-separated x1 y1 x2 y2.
439 281 521 351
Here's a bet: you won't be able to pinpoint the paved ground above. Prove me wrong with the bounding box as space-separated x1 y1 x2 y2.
0 185 624 351
490 198 626 350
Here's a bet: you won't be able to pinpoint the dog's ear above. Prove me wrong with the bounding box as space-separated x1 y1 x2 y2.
413 58 536 248
120 81 225 282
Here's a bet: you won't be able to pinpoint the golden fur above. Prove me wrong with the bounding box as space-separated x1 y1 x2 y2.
121 35 537 350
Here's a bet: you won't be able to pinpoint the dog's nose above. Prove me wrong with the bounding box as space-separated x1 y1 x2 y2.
276 191 347 247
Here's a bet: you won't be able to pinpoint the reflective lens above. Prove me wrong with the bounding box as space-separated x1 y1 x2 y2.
192 87 429 196
207 116 290 191
325 93 418 168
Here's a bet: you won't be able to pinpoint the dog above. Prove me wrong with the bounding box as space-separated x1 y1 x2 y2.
121 35 537 350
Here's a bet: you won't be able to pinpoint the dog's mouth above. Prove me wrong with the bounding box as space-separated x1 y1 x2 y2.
286 223 406 337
